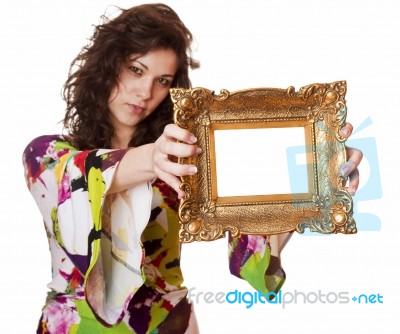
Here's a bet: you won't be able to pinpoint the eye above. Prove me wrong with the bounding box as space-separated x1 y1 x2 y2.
128 66 142 75
157 77 171 87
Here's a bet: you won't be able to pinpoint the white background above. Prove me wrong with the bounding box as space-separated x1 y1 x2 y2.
1 0 399 332
214 127 307 196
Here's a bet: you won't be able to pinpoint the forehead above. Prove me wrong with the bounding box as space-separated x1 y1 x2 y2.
129 48 178 74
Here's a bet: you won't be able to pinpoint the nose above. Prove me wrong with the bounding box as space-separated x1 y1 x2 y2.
136 77 153 100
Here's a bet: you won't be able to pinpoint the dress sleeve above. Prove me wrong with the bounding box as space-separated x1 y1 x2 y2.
228 233 286 297
23 135 153 325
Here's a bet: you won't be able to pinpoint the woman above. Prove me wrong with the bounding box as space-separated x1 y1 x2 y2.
22 3 362 333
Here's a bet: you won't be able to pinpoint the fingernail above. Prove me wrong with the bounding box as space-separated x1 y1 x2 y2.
189 135 197 144
340 161 354 177
340 166 350 177
341 128 349 137
196 147 202 154
188 166 197 174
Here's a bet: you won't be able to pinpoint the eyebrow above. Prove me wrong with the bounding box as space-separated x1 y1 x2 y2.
132 59 175 78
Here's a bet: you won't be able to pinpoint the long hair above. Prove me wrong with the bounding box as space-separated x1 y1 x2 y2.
63 3 199 149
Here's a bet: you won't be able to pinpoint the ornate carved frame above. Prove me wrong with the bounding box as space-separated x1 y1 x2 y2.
171 81 356 243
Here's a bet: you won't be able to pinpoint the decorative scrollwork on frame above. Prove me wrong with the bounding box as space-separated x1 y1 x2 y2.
296 186 357 234
172 81 356 243
331 188 357 234
171 87 215 128
194 109 211 126
294 81 348 141
212 89 230 101
178 195 224 242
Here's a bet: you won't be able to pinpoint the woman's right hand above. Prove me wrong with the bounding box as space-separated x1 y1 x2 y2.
153 124 201 198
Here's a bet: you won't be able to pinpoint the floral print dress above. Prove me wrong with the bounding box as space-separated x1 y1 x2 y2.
23 135 285 334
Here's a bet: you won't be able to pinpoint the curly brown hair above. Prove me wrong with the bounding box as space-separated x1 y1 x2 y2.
63 3 199 150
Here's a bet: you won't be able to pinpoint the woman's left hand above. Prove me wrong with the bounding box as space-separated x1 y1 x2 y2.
339 122 363 195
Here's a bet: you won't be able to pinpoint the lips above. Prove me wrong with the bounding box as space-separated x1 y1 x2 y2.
128 104 145 115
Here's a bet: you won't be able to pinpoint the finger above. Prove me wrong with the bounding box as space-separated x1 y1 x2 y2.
340 147 363 177
340 122 353 138
159 140 201 158
155 159 195 199
347 168 360 196
155 158 198 177
157 170 186 199
163 124 197 144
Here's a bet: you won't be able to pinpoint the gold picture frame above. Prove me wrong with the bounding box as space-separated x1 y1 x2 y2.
171 81 356 243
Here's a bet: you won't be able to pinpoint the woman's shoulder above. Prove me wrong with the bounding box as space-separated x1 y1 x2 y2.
25 134 72 148
24 134 75 152
23 134 76 163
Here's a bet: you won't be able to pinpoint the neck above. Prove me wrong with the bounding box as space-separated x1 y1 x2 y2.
111 134 132 149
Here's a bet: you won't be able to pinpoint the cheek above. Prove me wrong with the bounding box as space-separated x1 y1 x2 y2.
108 86 119 106
154 89 170 106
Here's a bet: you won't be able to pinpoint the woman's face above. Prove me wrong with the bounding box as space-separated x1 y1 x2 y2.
108 48 178 144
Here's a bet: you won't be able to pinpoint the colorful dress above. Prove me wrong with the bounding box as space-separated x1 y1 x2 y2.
23 135 285 334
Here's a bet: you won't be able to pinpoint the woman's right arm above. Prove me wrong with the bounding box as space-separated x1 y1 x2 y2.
108 124 201 198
